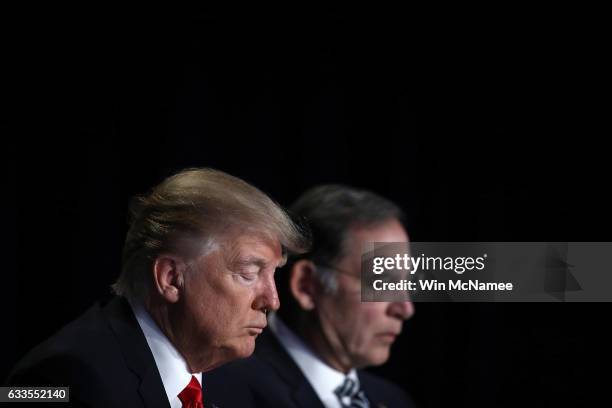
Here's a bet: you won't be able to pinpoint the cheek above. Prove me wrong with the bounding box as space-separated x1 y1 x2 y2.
212 292 251 328
351 307 388 347
190 288 238 327
215 288 261 345
324 300 373 345
209 276 254 313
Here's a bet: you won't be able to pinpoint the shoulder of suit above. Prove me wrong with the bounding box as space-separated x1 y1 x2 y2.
7 300 122 385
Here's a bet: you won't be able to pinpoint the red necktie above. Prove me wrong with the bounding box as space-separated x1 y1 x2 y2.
178 375 204 408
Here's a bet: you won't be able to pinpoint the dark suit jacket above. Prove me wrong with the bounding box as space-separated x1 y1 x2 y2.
205 329 416 408
6 296 215 408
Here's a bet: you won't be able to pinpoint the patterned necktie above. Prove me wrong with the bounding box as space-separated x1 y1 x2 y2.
178 375 204 408
334 377 370 408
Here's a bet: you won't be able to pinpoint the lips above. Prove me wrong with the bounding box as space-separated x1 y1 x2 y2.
246 327 264 335
376 331 400 341
246 323 267 335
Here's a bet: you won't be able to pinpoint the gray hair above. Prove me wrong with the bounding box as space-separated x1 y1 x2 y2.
291 185 404 268
112 168 309 302
276 185 404 318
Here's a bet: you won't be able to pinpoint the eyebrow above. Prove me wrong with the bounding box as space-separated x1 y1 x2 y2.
233 254 287 271
233 256 269 269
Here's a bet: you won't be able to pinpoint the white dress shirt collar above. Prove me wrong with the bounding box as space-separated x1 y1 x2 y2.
130 300 203 408
268 313 359 408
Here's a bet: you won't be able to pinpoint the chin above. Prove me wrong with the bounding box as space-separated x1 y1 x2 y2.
232 338 256 359
364 348 391 367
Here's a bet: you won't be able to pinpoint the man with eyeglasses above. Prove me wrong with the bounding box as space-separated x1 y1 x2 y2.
206 185 416 408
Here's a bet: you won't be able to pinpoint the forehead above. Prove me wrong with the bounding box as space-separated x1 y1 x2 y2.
350 219 409 244
222 233 284 266
345 219 408 258
339 219 409 274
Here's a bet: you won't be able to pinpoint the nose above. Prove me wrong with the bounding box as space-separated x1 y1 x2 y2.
387 300 415 320
253 275 280 313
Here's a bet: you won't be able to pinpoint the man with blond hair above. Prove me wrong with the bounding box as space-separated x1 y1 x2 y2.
8 168 308 408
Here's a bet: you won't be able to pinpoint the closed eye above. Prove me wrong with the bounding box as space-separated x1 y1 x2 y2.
234 270 259 283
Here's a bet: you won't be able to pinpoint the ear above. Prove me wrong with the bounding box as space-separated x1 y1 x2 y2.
152 254 185 303
289 259 319 311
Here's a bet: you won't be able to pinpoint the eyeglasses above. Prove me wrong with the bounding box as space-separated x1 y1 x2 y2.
313 263 360 280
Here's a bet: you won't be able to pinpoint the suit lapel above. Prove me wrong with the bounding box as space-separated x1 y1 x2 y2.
255 330 325 408
103 296 170 408
292 381 327 408
358 371 388 408
138 368 171 408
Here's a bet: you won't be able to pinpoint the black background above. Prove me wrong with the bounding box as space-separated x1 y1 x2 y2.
3 6 609 407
